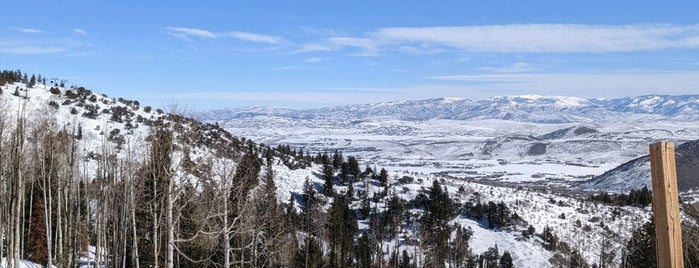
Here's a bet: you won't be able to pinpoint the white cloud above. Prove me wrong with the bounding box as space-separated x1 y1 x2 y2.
223 31 284 44
0 45 65 54
424 71 699 98
73 28 88 36
10 27 42 34
477 62 535 73
299 26 339 36
294 43 338 53
372 24 699 53
165 27 284 44
328 37 378 56
304 57 326 63
165 27 218 39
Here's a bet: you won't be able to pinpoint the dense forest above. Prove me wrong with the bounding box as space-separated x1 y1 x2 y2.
1 69 699 268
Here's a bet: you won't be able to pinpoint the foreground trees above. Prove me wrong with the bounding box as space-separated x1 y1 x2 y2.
0 101 297 267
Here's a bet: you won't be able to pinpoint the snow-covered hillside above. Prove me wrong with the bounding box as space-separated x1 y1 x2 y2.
270 162 650 267
2 76 693 267
196 95 699 194
197 94 699 123
581 139 699 194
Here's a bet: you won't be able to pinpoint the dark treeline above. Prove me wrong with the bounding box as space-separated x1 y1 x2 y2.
588 186 653 207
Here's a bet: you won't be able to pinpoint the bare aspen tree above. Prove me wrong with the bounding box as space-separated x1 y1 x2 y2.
0 97 8 266
7 96 28 268
32 117 56 268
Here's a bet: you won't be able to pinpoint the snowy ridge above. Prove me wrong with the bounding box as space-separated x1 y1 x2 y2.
197 94 699 123
581 139 699 193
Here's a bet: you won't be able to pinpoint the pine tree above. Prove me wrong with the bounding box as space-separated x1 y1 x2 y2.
29 74 36 87
399 250 412 268
482 245 499 268
326 194 357 267
500 251 514 268
421 180 452 267
355 233 372 268
453 225 475 267
332 150 343 169
293 237 325 268
323 162 334 196
625 221 656 267
136 127 174 267
379 168 389 187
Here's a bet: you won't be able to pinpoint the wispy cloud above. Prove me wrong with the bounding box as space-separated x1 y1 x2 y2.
424 71 699 97
374 24 699 53
0 45 65 55
299 26 339 36
164 27 284 44
10 27 42 34
294 43 338 53
304 57 326 63
328 37 378 56
73 28 88 36
477 62 535 73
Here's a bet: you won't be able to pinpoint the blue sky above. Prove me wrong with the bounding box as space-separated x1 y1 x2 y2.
3 1 699 109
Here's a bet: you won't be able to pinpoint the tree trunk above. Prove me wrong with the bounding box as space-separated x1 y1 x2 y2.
167 176 175 268
131 185 140 268
224 191 230 268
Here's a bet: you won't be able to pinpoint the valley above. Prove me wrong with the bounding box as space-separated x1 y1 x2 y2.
196 96 699 194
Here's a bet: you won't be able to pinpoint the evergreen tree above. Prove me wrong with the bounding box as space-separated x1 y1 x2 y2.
379 168 389 187
542 225 559 251
347 156 361 177
482 245 500 268
625 221 656 268
136 127 173 266
29 74 36 87
452 225 475 267
500 251 514 268
332 150 343 169
323 162 334 196
293 237 326 268
421 180 452 267
355 233 373 268
399 250 412 268
326 194 357 267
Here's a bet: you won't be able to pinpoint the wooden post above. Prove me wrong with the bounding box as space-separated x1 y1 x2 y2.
649 142 684 268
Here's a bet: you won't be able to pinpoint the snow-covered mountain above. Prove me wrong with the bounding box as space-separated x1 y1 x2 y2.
580 139 699 193
196 94 699 195
197 94 699 123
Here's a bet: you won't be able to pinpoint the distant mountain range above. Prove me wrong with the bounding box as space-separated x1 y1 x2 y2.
196 94 699 123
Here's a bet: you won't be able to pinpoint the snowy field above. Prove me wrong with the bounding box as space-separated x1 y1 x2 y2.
270 163 650 267
214 114 698 192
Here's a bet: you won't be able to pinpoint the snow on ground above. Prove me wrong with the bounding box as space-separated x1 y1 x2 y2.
273 162 322 211
457 218 553 267
0 258 46 268
377 169 650 267
213 111 699 193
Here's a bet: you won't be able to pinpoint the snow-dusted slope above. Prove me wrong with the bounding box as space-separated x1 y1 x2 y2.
580 139 699 193
3 80 666 267
196 95 699 193
197 94 699 123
